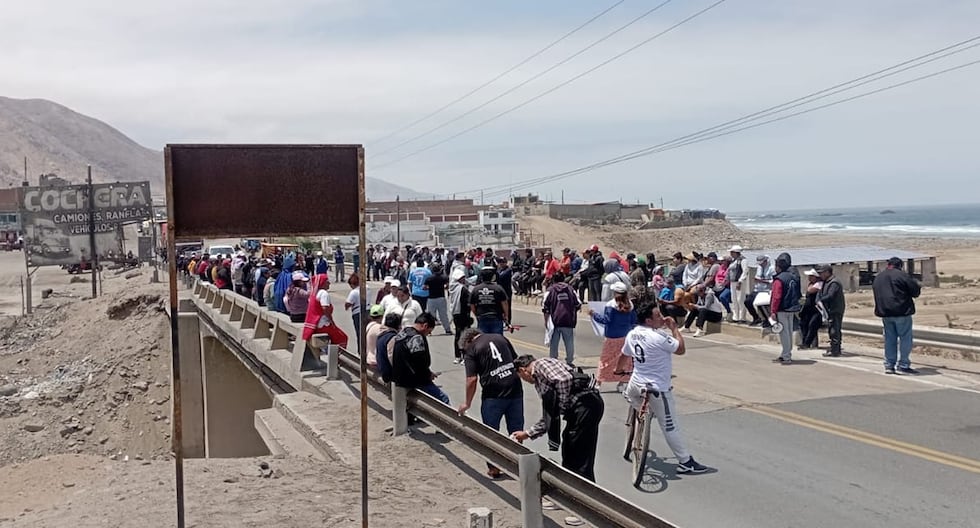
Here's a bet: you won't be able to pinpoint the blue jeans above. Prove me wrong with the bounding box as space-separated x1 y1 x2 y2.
481 397 525 434
883 316 914 368
478 317 504 335
418 383 450 405
549 327 575 364
717 287 732 313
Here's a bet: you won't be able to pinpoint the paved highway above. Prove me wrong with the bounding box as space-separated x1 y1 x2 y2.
330 287 980 528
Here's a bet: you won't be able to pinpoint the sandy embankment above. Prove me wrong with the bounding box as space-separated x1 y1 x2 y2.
754 231 980 330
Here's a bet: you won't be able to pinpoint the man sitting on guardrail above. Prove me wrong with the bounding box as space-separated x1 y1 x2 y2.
510 354 604 482
391 312 449 404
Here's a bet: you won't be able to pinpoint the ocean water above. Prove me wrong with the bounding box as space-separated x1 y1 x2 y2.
729 203 980 238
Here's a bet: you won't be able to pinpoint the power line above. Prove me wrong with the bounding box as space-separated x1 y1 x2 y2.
373 0 672 158
447 35 980 199
372 0 728 169
481 56 980 201
370 0 628 147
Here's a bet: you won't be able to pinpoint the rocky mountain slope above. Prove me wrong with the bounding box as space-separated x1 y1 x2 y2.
0 96 424 199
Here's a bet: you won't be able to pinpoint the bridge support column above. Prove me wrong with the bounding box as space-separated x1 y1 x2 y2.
518 453 543 528
201 335 271 457
176 313 205 458
392 386 409 436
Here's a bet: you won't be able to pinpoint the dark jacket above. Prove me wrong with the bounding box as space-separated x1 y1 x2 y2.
543 282 582 328
390 327 433 389
376 328 397 383
873 268 921 317
819 276 846 315
773 269 802 313
585 253 604 280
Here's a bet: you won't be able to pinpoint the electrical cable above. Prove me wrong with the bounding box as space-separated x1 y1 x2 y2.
373 0 673 157
444 36 980 198
370 0 628 146
374 0 728 168
478 57 980 201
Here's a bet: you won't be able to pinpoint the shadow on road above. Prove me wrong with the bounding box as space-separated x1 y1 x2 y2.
635 451 720 494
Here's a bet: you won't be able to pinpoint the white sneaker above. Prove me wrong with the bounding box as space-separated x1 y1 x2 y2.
693 329 704 338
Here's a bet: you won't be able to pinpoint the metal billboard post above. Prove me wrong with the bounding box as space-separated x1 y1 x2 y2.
86 167 98 298
162 148 185 528
357 146 369 528
151 215 160 283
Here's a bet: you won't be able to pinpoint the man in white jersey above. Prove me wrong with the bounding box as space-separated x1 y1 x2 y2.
621 302 708 474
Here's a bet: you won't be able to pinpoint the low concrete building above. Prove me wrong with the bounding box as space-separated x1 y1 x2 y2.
737 246 938 292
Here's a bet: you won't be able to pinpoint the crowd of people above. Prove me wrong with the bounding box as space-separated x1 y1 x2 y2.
180 240 925 483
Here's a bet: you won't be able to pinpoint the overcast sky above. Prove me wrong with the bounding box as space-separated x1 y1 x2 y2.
1 0 978 210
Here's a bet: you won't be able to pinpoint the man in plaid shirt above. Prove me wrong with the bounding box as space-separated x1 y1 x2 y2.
510 355 604 481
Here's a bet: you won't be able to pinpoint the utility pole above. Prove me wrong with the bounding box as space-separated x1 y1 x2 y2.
151 214 160 283
561 190 564 205
395 195 401 250
87 166 98 298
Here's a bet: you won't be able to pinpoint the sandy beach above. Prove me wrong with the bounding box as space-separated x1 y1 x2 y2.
753 230 980 330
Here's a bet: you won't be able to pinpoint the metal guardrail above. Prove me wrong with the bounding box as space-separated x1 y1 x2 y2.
842 319 980 349
189 281 678 528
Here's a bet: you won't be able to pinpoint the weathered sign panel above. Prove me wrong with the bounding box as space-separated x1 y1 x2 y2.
165 145 360 238
19 181 152 266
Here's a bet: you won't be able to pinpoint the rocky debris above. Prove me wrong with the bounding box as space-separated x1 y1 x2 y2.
105 294 163 320
0 283 171 465
69 276 89 284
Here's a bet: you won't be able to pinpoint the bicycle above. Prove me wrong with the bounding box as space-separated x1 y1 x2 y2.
613 370 653 488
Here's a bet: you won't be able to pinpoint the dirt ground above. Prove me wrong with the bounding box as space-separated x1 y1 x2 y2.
0 251 547 527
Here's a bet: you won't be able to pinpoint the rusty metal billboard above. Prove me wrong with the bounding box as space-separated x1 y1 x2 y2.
19 181 152 266
164 145 360 238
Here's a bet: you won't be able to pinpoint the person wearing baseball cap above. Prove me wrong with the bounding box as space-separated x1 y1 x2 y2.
728 246 750 323
589 281 636 392
746 255 775 326
364 305 387 366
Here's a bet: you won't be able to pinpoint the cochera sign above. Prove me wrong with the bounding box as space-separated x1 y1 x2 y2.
20 181 152 266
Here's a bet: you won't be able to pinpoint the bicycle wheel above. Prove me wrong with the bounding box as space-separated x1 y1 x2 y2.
623 406 637 461
632 409 653 488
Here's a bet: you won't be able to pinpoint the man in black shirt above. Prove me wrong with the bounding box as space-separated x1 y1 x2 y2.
471 267 510 335
496 257 514 321
423 264 452 334
390 313 449 404
458 328 524 478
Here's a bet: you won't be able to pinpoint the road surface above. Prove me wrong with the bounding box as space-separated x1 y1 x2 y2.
328 286 980 528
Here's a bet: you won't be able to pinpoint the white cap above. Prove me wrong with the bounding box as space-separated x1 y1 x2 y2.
383 275 394 283
316 250 324 256
804 268 819 277
291 271 309 282
729 245 743 253
389 279 401 288
611 282 629 294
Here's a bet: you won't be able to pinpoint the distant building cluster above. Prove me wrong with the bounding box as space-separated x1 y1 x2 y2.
511 193 725 229
364 198 520 248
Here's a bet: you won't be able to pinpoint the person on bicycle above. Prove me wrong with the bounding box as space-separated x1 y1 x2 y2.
622 302 708 474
